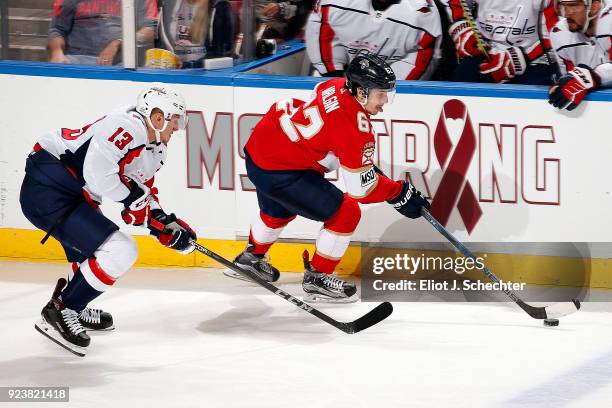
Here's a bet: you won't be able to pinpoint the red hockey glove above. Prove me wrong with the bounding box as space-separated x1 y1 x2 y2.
449 20 484 58
120 179 151 226
548 65 599 111
148 209 197 254
479 46 527 83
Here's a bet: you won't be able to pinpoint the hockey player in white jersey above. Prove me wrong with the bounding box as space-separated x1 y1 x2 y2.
548 0 612 110
20 83 196 356
441 0 559 84
305 0 442 80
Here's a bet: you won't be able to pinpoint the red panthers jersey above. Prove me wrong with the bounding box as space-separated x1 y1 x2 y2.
245 78 402 204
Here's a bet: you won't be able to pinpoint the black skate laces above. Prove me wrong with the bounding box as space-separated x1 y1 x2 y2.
79 308 101 324
61 309 86 335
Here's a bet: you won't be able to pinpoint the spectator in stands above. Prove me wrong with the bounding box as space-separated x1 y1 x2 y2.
305 0 442 80
255 0 314 41
440 0 558 85
157 0 236 68
48 0 158 66
206 0 237 57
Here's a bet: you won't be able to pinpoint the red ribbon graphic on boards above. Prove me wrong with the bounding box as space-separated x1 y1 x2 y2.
431 99 482 234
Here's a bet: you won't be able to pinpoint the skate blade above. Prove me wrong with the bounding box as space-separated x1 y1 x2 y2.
223 268 255 283
303 293 359 304
222 267 278 283
35 319 87 357
85 325 115 332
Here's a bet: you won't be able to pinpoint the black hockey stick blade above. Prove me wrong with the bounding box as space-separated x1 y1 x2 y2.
421 209 581 320
190 240 393 334
343 301 393 334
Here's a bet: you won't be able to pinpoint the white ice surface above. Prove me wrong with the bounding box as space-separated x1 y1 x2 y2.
1 260 612 408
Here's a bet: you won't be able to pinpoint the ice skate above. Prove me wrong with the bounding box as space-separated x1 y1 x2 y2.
223 247 280 282
34 278 90 357
79 307 114 331
301 251 357 303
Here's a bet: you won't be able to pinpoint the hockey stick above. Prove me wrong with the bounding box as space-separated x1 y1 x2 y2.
458 0 489 60
421 209 581 320
537 0 563 79
189 240 393 334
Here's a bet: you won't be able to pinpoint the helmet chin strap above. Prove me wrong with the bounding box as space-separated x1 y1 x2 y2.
354 87 370 109
145 116 170 144
357 97 367 109
584 9 596 33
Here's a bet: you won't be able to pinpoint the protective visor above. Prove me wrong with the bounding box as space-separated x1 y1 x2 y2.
177 114 188 130
368 87 397 105
556 1 594 33
166 113 189 130
556 1 585 16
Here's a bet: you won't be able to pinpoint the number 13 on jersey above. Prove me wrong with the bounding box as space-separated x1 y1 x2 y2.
108 127 133 150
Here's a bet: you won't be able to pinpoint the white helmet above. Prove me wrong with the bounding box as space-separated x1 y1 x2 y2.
556 0 598 33
136 82 188 143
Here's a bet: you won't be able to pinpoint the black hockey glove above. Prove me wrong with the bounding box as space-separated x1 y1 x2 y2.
148 209 197 254
387 181 430 219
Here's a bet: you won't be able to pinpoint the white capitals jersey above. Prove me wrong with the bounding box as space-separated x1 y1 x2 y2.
440 0 558 64
305 0 442 80
37 105 167 204
550 7 612 86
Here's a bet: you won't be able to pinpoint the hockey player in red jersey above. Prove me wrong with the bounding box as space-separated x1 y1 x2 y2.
225 54 431 302
20 83 196 356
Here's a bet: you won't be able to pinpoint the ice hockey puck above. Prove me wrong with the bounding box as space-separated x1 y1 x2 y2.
543 318 559 327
